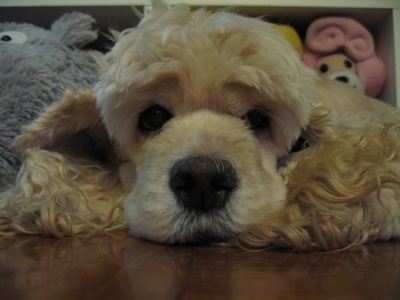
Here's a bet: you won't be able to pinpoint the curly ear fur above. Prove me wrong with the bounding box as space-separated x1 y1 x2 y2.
13 89 116 163
0 149 125 237
13 89 99 148
0 90 126 237
233 104 400 251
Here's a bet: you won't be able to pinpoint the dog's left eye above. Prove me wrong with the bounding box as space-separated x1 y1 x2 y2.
138 105 173 134
243 108 270 132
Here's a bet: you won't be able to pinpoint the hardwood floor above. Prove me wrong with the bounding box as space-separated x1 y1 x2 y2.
1 231 399 299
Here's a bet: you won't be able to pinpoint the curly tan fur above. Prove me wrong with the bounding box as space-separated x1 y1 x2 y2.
0 90 126 237
0 149 125 237
234 106 400 250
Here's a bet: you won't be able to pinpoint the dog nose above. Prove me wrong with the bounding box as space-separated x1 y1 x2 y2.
169 156 238 212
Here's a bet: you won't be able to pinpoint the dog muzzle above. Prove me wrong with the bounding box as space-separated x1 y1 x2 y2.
123 110 287 245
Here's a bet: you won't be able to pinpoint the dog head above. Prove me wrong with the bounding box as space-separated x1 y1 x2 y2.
92 3 316 244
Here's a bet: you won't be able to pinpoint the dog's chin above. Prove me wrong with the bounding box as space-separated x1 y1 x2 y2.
165 218 240 246
124 203 244 245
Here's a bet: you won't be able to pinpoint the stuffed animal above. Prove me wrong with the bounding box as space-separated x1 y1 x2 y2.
316 52 364 92
302 17 386 98
0 12 100 191
275 24 302 55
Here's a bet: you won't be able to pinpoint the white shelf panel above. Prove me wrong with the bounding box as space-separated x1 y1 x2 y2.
2 0 400 8
394 9 400 107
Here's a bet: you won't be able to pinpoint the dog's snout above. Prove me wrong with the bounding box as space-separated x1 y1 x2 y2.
169 156 238 213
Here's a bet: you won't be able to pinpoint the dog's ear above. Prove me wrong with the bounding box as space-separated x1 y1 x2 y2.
13 89 114 163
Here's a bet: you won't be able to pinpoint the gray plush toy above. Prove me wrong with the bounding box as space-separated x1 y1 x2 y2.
0 12 100 191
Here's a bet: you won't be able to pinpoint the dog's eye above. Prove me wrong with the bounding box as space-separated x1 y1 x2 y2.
344 60 353 69
319 64 329 73
138 105 173 134
243 108 270 132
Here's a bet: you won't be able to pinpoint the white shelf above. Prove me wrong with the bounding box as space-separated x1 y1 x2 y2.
2 0 399 106
1 0 399 9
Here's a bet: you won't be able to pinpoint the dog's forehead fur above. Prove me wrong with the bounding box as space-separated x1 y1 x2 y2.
94 6 316 158
103 7 303 92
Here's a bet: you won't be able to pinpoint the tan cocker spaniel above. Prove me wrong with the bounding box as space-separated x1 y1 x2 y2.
1 1 399 251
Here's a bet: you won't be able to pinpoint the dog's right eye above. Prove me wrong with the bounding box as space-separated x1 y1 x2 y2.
138 105 173 134
243 108 270 133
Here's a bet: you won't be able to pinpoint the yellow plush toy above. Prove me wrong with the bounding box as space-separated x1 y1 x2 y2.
275 24 302 54
190 8 302 55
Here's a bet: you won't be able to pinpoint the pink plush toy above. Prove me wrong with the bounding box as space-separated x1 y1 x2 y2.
302 17 386 98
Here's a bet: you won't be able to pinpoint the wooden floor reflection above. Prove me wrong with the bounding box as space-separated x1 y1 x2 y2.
1 231 399 299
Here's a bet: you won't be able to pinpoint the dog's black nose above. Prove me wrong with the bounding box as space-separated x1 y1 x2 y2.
169 156 238 213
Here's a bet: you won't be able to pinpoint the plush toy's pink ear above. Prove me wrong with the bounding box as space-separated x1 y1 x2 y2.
304 17 374 61
301 49 320 69
357 57 386 97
